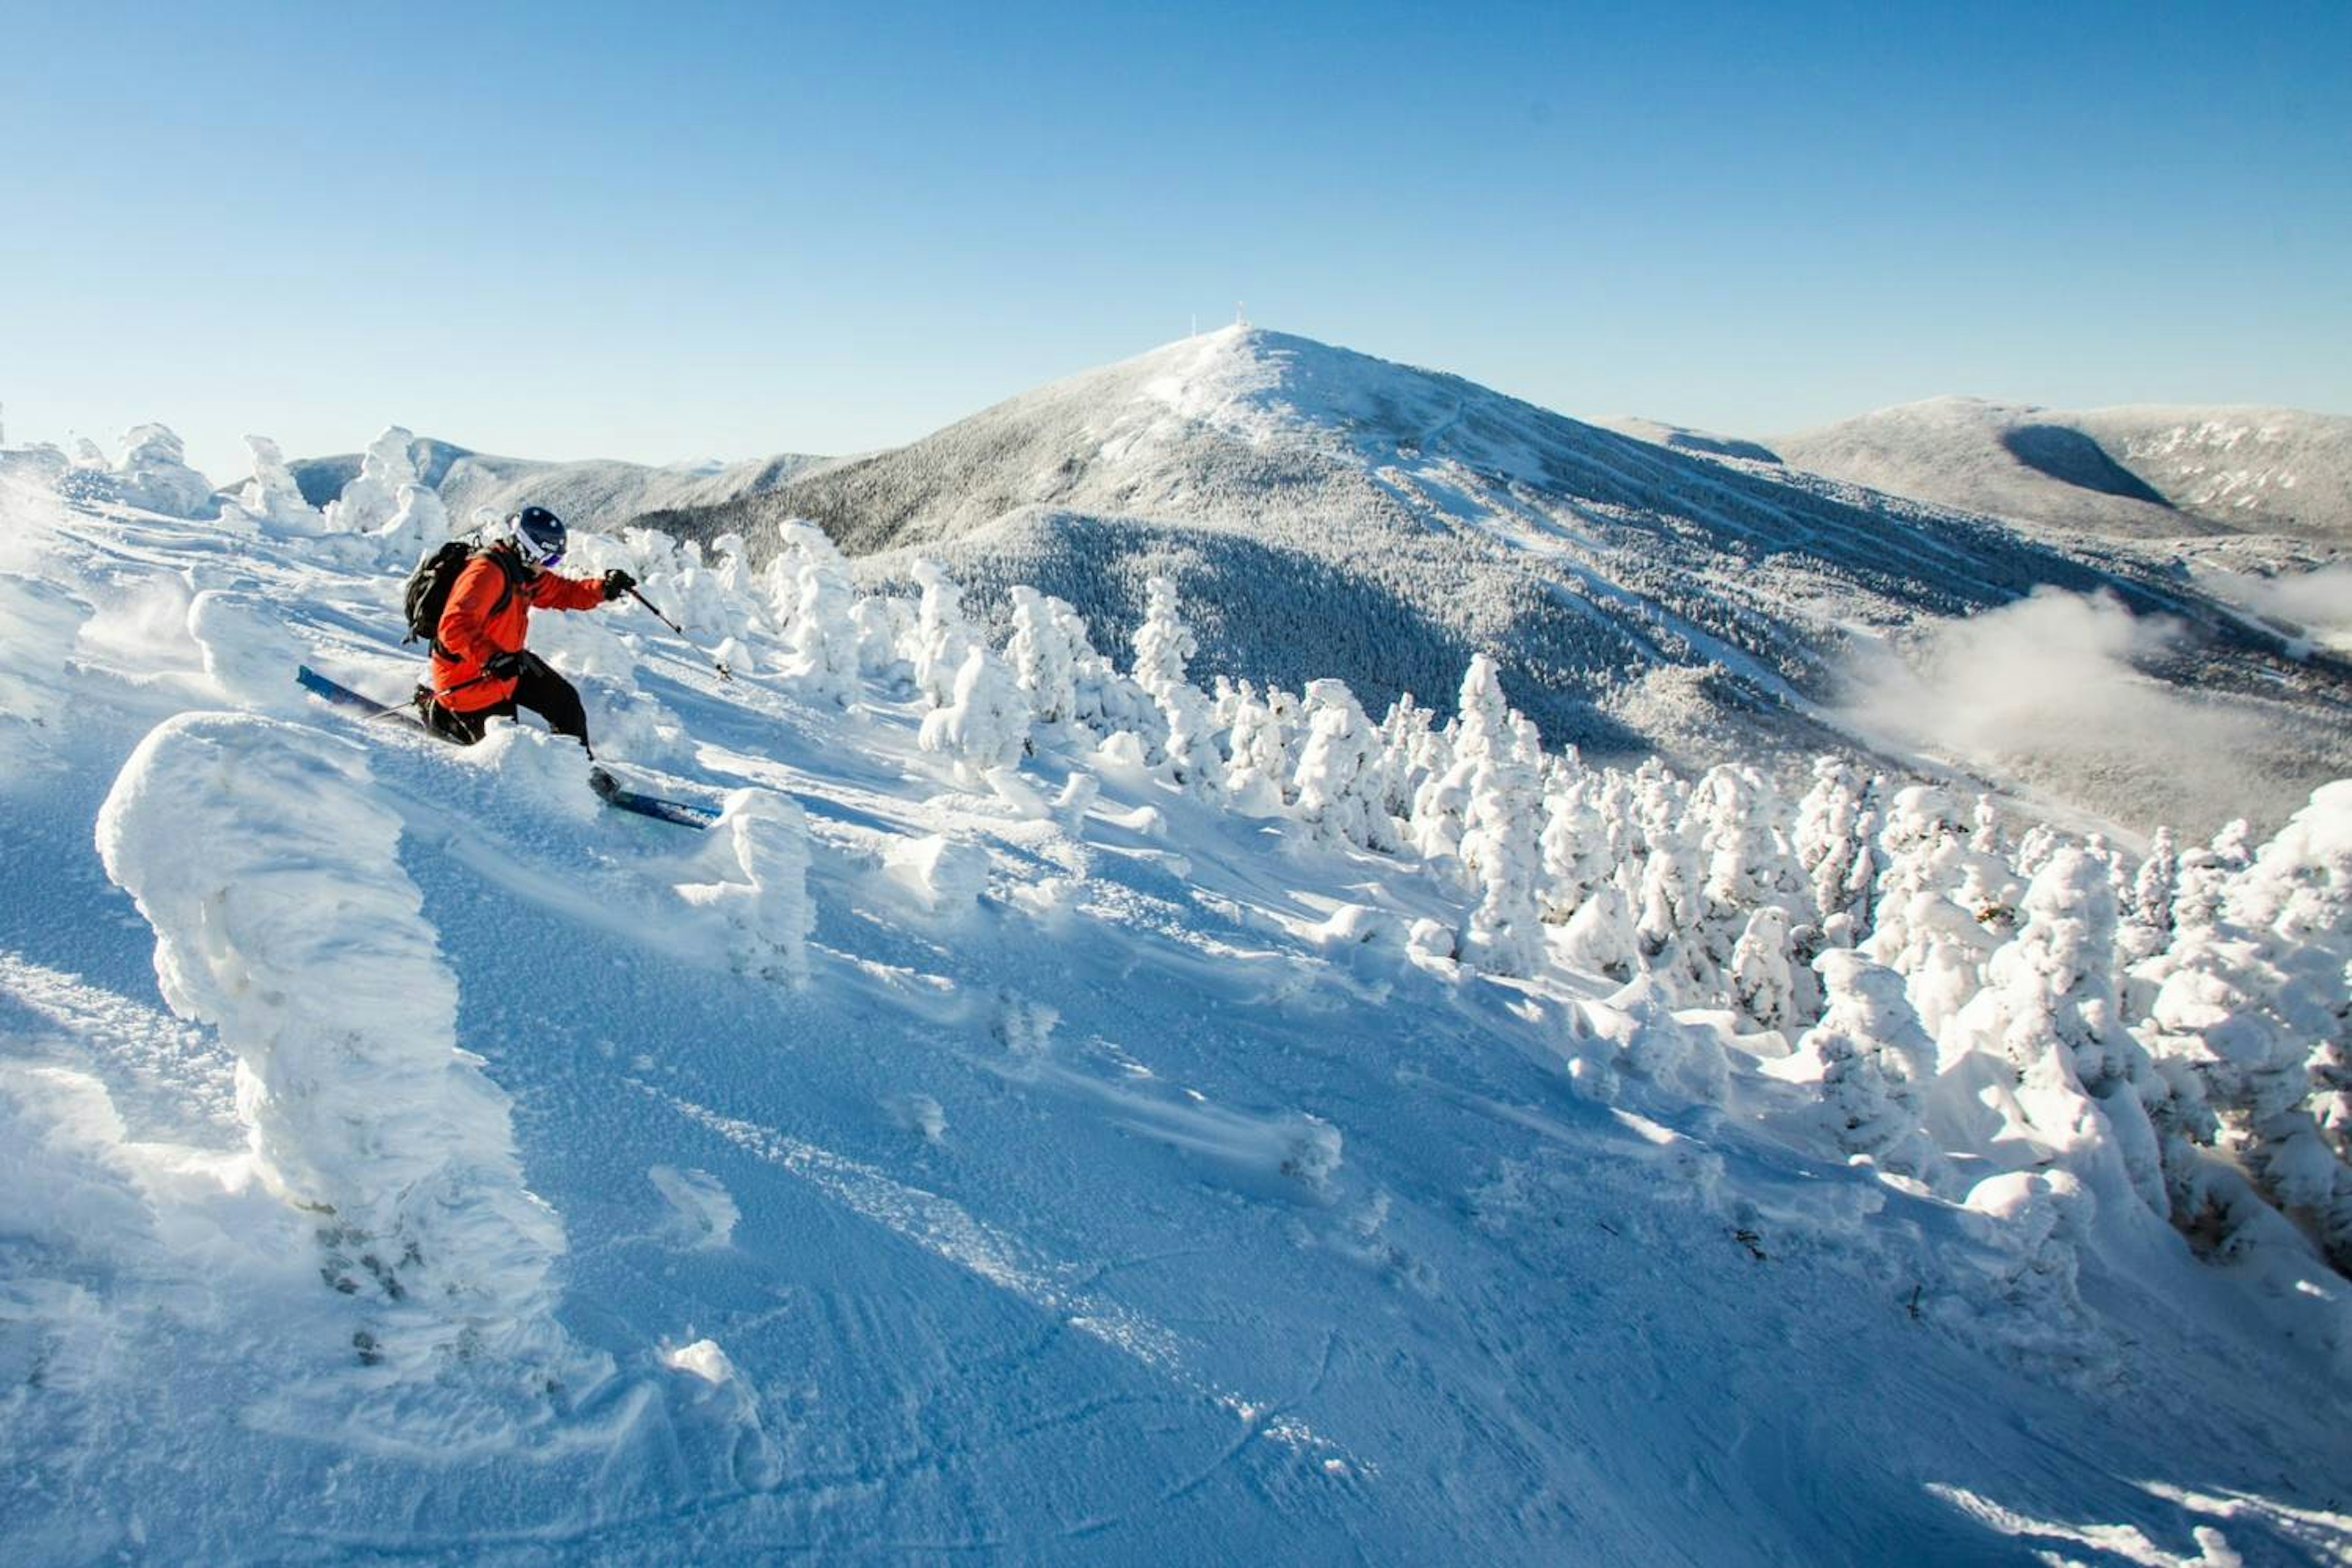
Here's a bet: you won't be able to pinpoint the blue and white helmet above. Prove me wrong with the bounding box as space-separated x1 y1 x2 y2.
508 505 567 568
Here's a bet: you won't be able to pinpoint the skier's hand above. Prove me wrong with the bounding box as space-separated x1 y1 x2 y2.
600 569 636 602
484 649 527 679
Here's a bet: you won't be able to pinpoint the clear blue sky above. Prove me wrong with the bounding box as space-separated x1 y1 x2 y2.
4 0 2346 479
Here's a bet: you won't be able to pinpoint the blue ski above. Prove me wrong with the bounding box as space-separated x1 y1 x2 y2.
295 666 715 830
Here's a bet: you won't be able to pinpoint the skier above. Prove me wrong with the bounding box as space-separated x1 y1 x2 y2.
420 505 635 753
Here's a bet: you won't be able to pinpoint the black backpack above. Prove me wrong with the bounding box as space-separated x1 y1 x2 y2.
402 541 518 653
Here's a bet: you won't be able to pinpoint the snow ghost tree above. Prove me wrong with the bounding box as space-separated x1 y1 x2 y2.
1417 657 1518 869
1292 679 1392 851
1058 598 1157 742
907 559 979 709
1376 693 1436 824
2135 783 2352 1265
852 595 913 680
2116 826 2181 979
1794 758 1877 939
107 424 215 518
323 426 420 535
791 562 861 707
1730 905 1796 1036
1005 586 1080 726
1864 786 2007 1039
222 435 325 536
1223 682 1292 815
1634 812 1709 1002
1537 770 1613 926
1948 848 2169 1219
374 483 449 565
1792 950 1949 1189
1453 660 1545 976
1130 576 1223 797
1562 881 1640 984
1689 764 1793 990
919 645 1030 783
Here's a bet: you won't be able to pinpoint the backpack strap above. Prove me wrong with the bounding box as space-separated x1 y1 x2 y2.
429 549 522 663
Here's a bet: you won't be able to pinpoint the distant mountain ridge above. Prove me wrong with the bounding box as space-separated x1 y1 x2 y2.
1764 396 2352 545
639 328 2306 774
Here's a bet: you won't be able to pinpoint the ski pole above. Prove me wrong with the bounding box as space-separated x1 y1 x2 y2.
627 586 734 682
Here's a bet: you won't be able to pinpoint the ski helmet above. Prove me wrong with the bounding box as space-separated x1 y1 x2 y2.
509 505 568 568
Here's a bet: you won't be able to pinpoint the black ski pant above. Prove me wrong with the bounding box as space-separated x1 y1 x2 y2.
424 652 593 755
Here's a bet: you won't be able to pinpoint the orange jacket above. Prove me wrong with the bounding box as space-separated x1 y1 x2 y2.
431 548 608 711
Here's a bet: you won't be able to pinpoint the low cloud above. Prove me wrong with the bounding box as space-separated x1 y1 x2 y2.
2195 564 2352 655
1838 588 2345 838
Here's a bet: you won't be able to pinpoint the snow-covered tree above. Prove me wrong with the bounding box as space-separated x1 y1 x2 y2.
786 537 861 706
1004 586 1080 726
323 426 418 535
1130 576 1223 796
1292 679 1392 851
852 595 913 680
1792 950 1949 1188
374 483 448 565
1425 657 1544 974
1374 693 1437 823
1864 786 2008 1039
907 559 979 708
1948 848 2169 1218
1537 766 1613 926
1793 758 1877 937
1061 598 1158 742
2135 785 2352 1264
2171 818 2255 939
1730 905 1796 1035
1415 657 1515 869
2012 821 2062 880
107 423 216 518
1634 820 1709 1001
2117 826 2180 973
221 435 324 536
1687 764 1796 993
1223 681 1292 815
1562 882 1640 984
919 646 1029 781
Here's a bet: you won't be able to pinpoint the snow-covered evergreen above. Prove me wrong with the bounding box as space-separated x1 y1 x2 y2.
1786 949 1948 1188
1291 679 1391 850
322 426 420 537
907 557 980 708
1131 576 1224 797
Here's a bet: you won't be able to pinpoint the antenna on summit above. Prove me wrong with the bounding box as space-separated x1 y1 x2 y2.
1235 301 1250 330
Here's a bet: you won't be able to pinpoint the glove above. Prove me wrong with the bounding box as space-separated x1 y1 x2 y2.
601 569 636 602
483 649 527 680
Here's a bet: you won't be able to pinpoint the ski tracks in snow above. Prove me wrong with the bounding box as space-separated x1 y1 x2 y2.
641 1080 1365 1490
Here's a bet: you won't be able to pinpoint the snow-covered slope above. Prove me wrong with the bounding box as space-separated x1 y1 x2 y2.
1587 415 1784 465
1772 397 2352 546
6 473 2351 1562
645 330 2312 775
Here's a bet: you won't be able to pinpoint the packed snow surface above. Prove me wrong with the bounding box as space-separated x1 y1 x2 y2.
2 461 2351 1565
